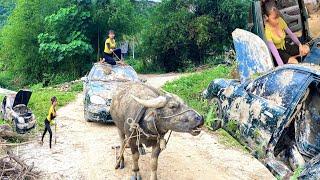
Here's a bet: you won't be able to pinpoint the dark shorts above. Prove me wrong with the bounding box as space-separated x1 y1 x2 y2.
103 48 122 65
277 43 300 64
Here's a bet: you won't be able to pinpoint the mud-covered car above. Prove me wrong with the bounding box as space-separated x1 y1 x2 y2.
203 0 320 176
203 64 320 178
0 90 36 134
82 63 140 123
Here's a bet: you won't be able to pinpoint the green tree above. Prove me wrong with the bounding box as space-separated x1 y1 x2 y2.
139 0 251 72
38 5 94 80
0 0 15 29
0 0 138 86
0 0 66 85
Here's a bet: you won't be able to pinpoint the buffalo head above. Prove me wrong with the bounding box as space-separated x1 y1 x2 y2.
131 93 204 136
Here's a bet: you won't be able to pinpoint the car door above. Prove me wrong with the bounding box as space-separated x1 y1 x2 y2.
232 28 274 83
241 68 310 155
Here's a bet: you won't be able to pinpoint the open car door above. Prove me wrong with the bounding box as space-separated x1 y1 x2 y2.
232 28 274 83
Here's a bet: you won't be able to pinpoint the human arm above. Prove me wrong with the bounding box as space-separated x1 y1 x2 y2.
285 28 301 46
106 43 113 52
267 41 284 66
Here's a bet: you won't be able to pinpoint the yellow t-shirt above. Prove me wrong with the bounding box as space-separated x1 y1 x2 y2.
265 17 288 50
47 105 56 123
104 38 116 54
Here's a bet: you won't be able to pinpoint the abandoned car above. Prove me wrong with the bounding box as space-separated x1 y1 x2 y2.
202 1 320 178
83 63 140 123
203 64 320 178
0 90 36 134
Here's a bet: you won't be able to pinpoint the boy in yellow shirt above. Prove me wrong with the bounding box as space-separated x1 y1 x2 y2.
102 30 122 65
41 96 57 148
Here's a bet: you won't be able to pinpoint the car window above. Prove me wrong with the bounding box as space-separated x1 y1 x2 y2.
88 66 96 80
90 66 108 81
249 69 309 108
276 0 298 9
89 65 139 82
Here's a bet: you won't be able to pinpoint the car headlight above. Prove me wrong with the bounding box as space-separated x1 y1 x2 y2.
18 117 25 123
202 89 208 99
90 95 106 105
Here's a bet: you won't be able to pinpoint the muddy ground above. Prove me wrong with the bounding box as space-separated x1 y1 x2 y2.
11 74 274 180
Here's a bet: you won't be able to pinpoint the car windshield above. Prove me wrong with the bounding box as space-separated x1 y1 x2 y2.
89 64 139 82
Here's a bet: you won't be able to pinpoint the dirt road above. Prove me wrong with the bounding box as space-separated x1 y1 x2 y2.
15 74 274 180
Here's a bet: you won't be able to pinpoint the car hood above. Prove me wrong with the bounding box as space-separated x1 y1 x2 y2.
13 90 32 107
87 81 117 100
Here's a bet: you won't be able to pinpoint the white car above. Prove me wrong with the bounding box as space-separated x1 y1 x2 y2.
1 90 36 134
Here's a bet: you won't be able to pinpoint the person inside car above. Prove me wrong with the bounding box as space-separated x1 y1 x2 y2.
263 1 310 66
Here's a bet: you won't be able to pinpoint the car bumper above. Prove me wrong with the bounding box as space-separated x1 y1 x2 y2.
16 118 36 134
85 104 113 123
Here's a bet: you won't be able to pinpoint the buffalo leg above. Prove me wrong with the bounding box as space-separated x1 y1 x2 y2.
130 141 141 180
115 129 125 169
150 143 161 180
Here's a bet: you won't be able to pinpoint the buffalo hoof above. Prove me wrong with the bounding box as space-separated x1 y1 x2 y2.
115 160 125 169
130 175 142 180
119 161 125 169
138 146 146 155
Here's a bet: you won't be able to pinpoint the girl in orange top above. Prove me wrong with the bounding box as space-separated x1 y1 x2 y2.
263 2 309 66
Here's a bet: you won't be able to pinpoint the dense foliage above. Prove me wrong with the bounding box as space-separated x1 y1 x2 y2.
0 0 138 88
0 0 251 88
0 0 15 29
140 0 251 72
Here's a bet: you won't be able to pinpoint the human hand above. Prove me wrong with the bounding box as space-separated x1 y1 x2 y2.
110 49 114 52
50 120 55 126
299 44 310 56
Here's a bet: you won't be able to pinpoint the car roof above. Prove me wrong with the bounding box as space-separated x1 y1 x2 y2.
275 63 320 77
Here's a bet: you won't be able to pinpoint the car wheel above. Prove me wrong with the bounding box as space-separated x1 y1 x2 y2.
84 109 93 122
208 97 223 131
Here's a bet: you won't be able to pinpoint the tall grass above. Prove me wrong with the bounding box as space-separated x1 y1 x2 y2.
163 65 245 150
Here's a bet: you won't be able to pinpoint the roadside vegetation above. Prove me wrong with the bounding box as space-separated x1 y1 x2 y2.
0 0 250 89
163 65 245 150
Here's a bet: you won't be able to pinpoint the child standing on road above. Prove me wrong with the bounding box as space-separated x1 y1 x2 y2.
41 96 57 148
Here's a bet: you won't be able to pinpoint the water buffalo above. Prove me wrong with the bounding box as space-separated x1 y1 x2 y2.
110 82 204 180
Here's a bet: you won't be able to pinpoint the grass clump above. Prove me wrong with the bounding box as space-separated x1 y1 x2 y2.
163 65 245 150
28 82 83 129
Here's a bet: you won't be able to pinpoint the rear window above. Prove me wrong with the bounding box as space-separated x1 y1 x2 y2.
88 64 139 82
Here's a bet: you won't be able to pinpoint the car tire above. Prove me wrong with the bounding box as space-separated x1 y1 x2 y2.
208 97 223 131
12 118 17 132
84 109 93 122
